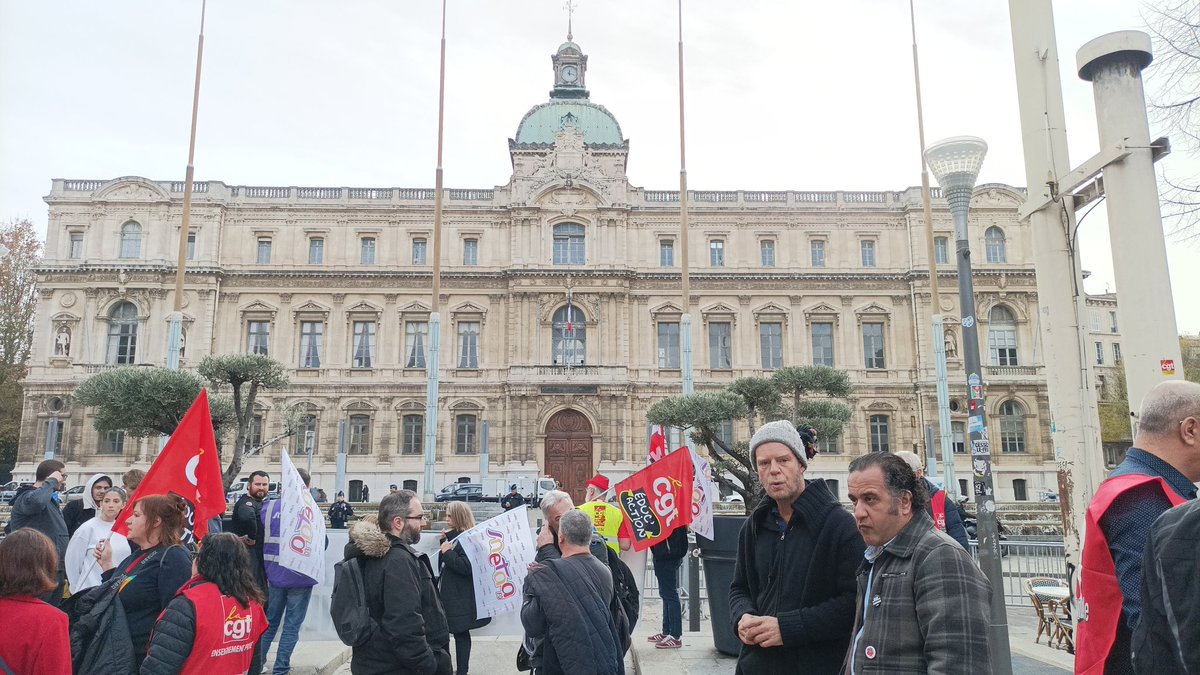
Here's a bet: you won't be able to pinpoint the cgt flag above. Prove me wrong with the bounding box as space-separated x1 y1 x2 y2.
648 425 666 464
614 448 694 552
112 390 226 547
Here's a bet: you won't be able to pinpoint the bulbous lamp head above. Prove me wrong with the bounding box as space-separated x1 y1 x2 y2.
924 136 988 192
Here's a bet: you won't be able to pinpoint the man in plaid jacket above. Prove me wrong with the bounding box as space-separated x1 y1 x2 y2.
843 452 991 673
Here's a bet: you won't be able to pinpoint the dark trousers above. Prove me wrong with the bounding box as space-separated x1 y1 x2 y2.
654 556 684 638
453 631 472 675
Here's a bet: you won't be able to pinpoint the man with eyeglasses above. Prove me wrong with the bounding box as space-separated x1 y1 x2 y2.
345 488 451 674
1077 380 1200 675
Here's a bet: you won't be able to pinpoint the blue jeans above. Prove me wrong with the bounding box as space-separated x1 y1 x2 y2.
654 556 683 638
260 585 313 675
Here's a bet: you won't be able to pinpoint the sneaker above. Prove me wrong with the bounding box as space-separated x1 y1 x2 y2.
646 633 668 643
655 637 683 649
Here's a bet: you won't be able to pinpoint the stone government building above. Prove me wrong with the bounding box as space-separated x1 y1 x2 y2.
16 37 1120 505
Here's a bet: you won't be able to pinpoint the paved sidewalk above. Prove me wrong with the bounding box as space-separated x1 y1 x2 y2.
327 635 636 675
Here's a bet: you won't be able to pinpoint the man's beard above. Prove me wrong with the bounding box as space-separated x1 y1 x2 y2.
401 521 422 545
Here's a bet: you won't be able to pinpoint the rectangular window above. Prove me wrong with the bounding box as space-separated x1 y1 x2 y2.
860 240 877 268
412 239 427 265
69 233 84 259
248 415 263 450
658 322 681 369
552 224 586 264
1095 341 1105 365
463 238 478 266
299 321 323 368
1013 479 1028 502
257 238 272 265
348 415 371 455
952 421 966 453
1090 311 1101 332
45 419 64 457
934 236 949 265
715 420 734 449
708 322 732 369
1109 311 1118 333
455 414 478 455
709 240 725 267
1113 342 1122 364
659 240 674 267
818 435 838 455
760 240 776 267
405 321 428 368
760 322 783 370
308 238 324 264
360 237 376 265
811 322 834 367
298 415 318 458
810 240 826 268
352 321 376 368
457 321 480 369
869 415 890 453
863 323 886 369
402 414 423 455
99 430 125 455
247 321 270 356
186 232 197 261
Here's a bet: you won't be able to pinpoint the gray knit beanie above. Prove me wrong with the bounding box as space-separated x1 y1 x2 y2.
750 420 807 467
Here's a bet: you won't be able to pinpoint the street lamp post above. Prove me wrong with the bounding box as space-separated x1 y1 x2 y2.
925 136 1012 675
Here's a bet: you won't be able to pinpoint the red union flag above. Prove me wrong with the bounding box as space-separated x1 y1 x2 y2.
615 448 694 552
112 390 226 546
648 425 666 464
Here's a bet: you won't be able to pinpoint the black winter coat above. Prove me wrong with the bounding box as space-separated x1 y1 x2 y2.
1133 498 1200 675
70 576 136 675
344 519 452 675
437 529 491 634
728 479 866 675
521 553 625 675
650 524 689 562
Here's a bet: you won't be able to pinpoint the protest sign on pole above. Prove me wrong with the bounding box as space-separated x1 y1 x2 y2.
455 505 537 619
688 446 715 541
112 390 225 546
614 449 694 552
278 449 326 582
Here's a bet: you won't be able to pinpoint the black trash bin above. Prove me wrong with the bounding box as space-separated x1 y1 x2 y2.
698 514 746 656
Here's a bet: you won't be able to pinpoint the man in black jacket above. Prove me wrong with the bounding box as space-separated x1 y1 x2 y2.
729 420 865 675
1133 497 1200 674
346 491 452 675
230 470 270 592
7 459 70 606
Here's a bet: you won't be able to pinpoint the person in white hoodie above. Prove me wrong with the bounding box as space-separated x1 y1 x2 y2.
64 486 130 596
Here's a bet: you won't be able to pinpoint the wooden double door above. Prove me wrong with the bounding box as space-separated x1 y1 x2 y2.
543 409 594 505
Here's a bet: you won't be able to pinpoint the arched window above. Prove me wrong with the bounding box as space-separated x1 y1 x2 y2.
984 226 1007 263
106 301 139 364
119 221 142 259
988 306 1019 366
999 400 1026 453
552 223 585 265
552 305 586 365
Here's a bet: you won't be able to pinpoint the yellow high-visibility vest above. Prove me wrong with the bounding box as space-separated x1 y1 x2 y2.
579 500 625 554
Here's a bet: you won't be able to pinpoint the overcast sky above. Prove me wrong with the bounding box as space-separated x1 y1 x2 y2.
1 0 1196 333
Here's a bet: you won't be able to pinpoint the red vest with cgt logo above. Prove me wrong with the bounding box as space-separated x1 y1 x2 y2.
172 577 267 675
1074 474 1187 675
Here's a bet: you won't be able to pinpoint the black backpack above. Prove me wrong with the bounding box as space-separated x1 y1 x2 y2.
330 556 376 647
606 547 640 637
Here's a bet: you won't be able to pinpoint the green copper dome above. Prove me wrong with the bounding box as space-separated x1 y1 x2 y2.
513 101 625 147
558 40 581 53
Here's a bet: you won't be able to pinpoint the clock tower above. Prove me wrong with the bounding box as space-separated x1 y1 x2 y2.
550 37 588 100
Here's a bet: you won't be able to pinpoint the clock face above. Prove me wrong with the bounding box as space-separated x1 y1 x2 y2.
561 65 579 83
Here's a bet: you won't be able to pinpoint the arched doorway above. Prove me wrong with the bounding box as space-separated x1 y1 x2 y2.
544 409 594 505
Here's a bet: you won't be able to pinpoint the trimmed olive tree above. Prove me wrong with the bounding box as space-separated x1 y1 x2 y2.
73 366 237 445
197 354 289 487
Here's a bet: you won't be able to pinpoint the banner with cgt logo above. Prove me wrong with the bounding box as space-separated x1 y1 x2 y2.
614 448 694 552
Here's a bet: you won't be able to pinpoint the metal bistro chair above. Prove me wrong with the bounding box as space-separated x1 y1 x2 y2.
1024 578 1055 645
1026 576 1072 650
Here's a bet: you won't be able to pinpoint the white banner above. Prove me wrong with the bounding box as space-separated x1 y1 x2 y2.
278 450 326 583
689 446 716 541
455 505 536 619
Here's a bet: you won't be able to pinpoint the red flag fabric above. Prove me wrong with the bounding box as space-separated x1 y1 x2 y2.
648 425 666 464
112 390 226 547
614 448 694 552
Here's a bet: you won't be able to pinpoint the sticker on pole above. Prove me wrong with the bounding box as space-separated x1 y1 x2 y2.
972 439 990 456
967 416 984 434
970 385 983 400
1161 360 1176 375
962 316 975 328
968 373 981 387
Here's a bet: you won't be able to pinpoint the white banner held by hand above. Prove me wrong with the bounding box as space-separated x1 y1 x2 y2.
279 449 326 583
689 446 716 541
455 505 536 619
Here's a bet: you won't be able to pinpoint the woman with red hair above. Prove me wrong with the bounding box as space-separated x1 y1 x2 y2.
0 529 72 674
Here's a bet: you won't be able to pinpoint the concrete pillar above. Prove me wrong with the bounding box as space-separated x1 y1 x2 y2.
1077 31 1185 415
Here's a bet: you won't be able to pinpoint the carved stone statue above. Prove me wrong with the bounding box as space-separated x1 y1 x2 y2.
54 325 71 357
944 329 958 358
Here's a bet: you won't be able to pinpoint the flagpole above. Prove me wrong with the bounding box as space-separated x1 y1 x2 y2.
423 0 448 502
167 0 206 371
677 0 694 405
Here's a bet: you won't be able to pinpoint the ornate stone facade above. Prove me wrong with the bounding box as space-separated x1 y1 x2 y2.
15 38 1113 505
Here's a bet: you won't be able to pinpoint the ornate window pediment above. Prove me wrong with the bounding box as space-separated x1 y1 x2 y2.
450 399 484 412
752 302 789 325
240 300 278 319
701 302 738 320
346 300 383 319
866 401 896 411
855 302 892 324
344 399 376 412
803 302 841 326
396 400 426 412
293 300 331 319
650 301 683 319
452 301 488 318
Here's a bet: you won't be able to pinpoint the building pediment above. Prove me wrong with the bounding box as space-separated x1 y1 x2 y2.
240 300 279 317
753 302 789 316
399 300 432 315
292 300 331 318
345 300 383 316
701 302 738 316
649 301 683 317
94 177 172 203
804 302 840 316
855 302 890 316
452 301 488 316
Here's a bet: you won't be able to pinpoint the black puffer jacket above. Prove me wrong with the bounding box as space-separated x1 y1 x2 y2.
69 576 136 675
521 553 625 675
1133 498 1200 674
140 591 199 675
437 529 491 634
728 479 865 675
345 518 452 675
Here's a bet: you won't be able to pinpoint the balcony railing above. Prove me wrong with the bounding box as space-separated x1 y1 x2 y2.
985 365 1041 377
507 365 628 383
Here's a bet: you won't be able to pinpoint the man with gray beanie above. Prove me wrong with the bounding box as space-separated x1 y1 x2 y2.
728 420 864 675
